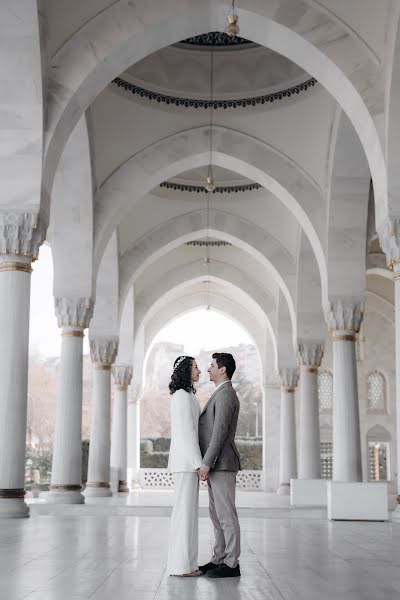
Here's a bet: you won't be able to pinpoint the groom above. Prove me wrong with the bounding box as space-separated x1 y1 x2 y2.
198 352 241 578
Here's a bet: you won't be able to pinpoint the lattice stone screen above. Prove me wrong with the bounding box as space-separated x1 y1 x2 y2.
367 372 385 413
140 469 262 489
318 371 333 412
320 442 333 480
141 469 174 488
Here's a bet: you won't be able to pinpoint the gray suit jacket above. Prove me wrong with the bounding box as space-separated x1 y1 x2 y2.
199 381 241 471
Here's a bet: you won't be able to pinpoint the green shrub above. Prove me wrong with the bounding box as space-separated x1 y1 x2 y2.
235 439 262 470
140 437 262 470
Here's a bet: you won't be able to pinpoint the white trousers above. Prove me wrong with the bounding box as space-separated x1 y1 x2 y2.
167 472 199 575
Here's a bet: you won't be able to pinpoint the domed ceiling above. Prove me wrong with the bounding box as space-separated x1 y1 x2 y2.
113 32 316 109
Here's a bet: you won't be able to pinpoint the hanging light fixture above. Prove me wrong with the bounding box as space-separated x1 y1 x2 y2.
202 43 216 310
204 168 212 309
205 175 215 193
205 101 212 309
225 0 240 38
205 46 215 192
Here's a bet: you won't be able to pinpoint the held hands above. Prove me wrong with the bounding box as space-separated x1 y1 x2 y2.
198 464 210 481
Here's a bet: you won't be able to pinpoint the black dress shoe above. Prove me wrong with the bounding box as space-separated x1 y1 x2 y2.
198 562 218 574
207 563 241 578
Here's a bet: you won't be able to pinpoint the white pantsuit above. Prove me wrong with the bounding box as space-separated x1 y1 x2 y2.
168 472 199 575
167 389 202 575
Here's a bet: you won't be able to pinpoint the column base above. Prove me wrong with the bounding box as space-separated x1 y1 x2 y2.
277 483 290 495
0 498 29 518
47 485 84 504
118 480 129 493
391 502 400 522
328 481 388 521
83 483 112 498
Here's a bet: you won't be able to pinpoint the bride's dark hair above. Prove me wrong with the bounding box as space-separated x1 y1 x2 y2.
169 355 196 395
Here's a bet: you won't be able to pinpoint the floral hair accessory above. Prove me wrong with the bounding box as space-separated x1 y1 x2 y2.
173 355 191 373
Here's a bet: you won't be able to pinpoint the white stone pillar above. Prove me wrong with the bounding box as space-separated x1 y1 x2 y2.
326 298 363 482
127 387 141 489
262 381 281 492
393 263 400 519
111 365 132 492
297 343 324 479
48 297 93 504
0 212 44 518
379 219 400 519
277 368 299 495
84 337 118 498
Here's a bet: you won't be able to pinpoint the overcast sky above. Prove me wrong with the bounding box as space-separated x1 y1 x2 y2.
29 245 251 358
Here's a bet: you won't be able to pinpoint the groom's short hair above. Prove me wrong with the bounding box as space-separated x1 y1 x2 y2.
212 352 236 379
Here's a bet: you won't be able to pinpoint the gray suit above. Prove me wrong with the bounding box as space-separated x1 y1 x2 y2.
199 381 241 568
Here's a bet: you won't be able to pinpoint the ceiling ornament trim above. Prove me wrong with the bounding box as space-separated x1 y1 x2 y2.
179 31 250 47
186 241 232 247
159 181 262 194
112 77 317 110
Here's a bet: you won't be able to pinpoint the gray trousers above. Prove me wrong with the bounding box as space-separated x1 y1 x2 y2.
207 470 241 568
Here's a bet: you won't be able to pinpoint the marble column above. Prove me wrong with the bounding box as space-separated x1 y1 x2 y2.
0 212 45 517
297 342 324 479
127 388 141 489
379 218 400 520
111 365 132 492
393 262 400 520
326 297 363 482
277 368 299 495
262 381 281 492
48 297 93 504
84 337 118 498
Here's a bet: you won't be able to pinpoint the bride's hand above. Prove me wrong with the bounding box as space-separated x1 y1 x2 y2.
199 464 210 481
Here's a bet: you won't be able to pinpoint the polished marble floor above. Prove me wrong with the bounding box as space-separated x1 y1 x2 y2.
1 512 400 600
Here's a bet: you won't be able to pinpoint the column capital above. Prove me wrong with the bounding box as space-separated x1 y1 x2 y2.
377 216 400 268
112 365 132 389
54 297 93 329
90 337 119 367
0 211 46 260
296 342 324 370
128 385 141 405
278 368 299 391
325 296 364 332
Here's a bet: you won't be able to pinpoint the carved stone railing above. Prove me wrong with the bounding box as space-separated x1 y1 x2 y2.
139 469 262 490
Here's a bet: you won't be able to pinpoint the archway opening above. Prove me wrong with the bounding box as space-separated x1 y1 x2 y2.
140 308 263 479
26 244 92 495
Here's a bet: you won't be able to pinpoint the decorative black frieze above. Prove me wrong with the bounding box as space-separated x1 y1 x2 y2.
180 32 251 46
112 77 317 110
159 181 262 194
186 240 232 247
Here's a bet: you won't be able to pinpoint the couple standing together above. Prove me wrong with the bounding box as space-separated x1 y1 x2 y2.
167 352 241 578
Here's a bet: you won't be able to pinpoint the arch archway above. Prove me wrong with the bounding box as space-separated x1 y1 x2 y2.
96 128 325 282
137 294 268 489
135 272 275 359
43 0 387 229
118 210 295 336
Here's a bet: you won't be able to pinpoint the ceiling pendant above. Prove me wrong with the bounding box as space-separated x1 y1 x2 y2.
205 46 215 193
225 1 240 38
205 174 216 193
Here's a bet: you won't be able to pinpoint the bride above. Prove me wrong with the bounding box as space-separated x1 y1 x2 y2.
167 355 203 577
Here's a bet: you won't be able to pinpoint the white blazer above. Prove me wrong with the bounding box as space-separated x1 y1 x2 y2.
168 388 202 473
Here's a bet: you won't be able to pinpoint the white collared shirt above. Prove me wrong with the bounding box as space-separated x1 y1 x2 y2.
213 380 230 393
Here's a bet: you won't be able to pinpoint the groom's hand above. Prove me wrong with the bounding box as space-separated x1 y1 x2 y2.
199 464 210 481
